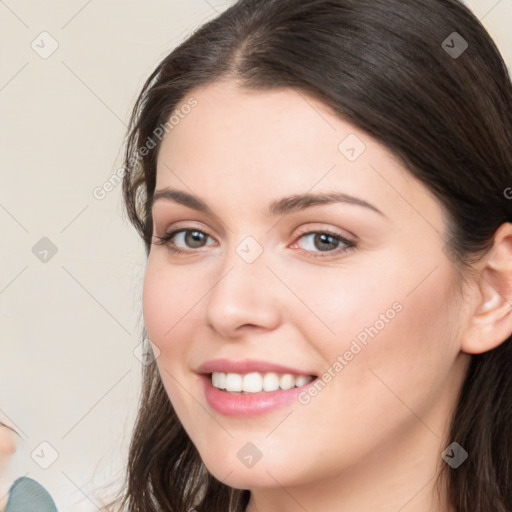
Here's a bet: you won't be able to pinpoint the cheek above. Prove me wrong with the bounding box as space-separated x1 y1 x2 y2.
142 257 198 347
142 259 200 415
305 248 458 362
278 263 460 470
273 255 404 356
289 253 459 405
142 268 167 346
327 260 461 420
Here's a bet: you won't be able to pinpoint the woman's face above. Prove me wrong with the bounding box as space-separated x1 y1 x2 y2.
144 80 471 491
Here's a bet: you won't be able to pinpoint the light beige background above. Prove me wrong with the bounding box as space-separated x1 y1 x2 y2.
0 0 511 510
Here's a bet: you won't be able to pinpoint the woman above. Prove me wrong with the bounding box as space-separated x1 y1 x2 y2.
108 0 512 510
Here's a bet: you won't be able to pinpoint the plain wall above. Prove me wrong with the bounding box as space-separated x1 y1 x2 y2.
0 0 511 509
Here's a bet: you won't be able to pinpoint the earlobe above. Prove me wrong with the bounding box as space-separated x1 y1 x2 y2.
461 222 512 355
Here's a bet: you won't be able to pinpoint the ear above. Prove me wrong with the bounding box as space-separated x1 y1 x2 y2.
461 222 512 354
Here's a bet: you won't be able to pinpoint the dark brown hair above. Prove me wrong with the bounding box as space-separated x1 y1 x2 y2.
109 0 512 510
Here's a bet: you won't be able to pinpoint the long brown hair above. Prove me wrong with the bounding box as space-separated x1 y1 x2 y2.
108 0 512 510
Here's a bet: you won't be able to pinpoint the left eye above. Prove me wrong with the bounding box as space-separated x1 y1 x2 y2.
293 230 355 255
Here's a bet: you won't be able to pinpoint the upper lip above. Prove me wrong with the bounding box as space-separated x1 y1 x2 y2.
196 358 317 377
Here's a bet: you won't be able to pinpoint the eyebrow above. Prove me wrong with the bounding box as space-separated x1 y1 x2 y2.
151 188 386 218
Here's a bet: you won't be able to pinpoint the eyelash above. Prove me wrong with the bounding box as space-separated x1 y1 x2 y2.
153 227 357 259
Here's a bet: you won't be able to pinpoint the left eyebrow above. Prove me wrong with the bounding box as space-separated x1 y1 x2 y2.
151 188 387 219
268 191 387 218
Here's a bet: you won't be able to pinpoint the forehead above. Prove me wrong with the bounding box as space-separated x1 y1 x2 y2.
155 80 445 231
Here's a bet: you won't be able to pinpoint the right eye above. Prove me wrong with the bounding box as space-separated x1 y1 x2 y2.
153 228 216 253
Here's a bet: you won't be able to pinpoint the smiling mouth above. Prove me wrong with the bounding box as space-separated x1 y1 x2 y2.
209 371 318 394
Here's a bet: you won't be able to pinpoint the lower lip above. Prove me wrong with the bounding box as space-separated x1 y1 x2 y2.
200 374 317 417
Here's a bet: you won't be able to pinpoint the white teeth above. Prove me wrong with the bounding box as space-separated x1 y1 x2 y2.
212 371 227 389
295 375 311 387
225 373 242 392
263 372 280 392
211 372 314 393
242 372 263 392
279 374 295 390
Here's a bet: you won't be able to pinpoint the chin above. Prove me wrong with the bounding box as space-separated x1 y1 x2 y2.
199 450 304 490
208 465 282 490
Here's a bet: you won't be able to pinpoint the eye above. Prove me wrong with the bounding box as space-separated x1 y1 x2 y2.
292 229 356 257
153 226 357 258
153 228 215 253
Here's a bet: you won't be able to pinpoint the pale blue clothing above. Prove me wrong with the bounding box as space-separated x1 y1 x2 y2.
5 477 58 512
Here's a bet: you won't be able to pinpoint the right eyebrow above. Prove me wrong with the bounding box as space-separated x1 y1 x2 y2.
151 188 214 214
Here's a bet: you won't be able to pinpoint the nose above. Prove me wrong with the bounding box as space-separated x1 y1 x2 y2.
204 250 282 339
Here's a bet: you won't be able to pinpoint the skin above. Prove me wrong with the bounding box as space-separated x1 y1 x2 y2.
143 80 512 512
0 423 16 511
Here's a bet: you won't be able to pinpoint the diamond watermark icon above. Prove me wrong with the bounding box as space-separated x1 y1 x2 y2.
441 442 468 469
31 441 59 469
31 31 59 59
442 32 468 59
237 442 263 468
133 339 161 365
236 236 263 264
32 237 58 263
338 134 366 162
